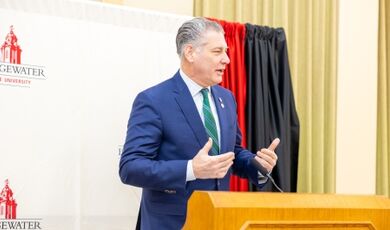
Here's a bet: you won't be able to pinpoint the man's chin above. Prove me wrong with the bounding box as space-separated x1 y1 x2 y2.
213 76 223 85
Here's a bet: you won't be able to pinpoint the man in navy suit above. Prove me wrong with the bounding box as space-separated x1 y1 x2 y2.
119 17 279 230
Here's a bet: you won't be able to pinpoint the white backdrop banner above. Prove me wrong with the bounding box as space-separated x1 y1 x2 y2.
0 0 190 229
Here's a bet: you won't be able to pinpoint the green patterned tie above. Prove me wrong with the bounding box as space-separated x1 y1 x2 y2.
201 88 219 155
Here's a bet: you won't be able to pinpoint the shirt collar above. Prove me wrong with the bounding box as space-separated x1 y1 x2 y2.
180 69 211 97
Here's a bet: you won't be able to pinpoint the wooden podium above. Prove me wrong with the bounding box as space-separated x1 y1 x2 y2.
182 191 390 230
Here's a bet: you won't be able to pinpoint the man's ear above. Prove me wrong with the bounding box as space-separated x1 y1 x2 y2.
183 44 195 63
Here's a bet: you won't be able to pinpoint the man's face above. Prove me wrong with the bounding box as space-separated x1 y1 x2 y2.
191 30 230 87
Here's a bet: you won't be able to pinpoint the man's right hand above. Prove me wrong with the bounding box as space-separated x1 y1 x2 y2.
192 138 235 179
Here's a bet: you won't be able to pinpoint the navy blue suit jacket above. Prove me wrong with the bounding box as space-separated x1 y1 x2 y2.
119 71 261 229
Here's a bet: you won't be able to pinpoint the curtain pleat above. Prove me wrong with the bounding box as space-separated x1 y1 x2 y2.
245 25 299 192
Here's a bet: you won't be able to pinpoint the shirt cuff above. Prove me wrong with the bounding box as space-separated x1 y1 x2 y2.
257 171 268 184
186 160 196 181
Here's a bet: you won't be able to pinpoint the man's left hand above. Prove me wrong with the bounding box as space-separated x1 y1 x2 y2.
254 138 280 173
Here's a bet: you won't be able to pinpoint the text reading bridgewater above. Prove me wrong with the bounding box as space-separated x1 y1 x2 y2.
0 220 41 230
0 63 45 78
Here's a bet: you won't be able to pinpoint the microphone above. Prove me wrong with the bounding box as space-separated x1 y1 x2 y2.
250 158 284 192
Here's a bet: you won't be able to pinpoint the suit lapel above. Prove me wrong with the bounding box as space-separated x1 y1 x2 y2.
173 72 208 147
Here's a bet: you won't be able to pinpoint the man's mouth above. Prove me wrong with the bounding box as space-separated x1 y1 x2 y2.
216 69 225 75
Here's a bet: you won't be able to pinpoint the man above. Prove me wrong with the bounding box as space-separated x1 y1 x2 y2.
119 17 279 230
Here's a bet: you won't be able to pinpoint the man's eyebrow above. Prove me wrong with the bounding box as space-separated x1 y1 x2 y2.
211 47 229 51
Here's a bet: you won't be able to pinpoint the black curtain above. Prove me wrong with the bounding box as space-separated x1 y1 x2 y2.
245 24 300 192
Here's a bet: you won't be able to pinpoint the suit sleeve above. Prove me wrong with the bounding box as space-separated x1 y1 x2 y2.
119 92 187 190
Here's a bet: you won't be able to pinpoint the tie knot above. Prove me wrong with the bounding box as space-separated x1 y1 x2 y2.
201 88 209 98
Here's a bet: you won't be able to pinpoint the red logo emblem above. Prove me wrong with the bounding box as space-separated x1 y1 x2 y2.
0 25 46 88
1 25 22 64
0 179 17 219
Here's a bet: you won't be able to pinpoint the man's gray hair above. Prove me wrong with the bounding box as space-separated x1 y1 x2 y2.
176 17 223 58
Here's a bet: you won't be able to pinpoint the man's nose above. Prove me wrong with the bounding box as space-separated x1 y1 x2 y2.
222 52 230 64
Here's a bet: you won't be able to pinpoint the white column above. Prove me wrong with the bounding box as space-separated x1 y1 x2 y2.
336 0 378 194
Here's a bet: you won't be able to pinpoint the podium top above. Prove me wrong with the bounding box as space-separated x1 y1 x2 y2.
193 191 390 209
184 191 390 230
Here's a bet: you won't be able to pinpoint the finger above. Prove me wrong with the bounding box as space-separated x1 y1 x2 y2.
260 148 278 160
257 151 276 166
222 161 234 172
200 138 213 155
217 160 233 173
257 150 272 161
214 151 235 162
215 155 234 169
217 161 233 178
257 157 272 172
267 138 280 151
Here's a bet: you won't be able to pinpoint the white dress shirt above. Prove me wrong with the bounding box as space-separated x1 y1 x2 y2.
180 69 221 181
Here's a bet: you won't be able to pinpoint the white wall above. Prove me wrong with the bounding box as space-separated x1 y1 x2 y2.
0 0 190 229
123 0 193 16
336 0 378 194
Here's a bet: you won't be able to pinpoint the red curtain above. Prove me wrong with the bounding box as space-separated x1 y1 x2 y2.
211 19 249 191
